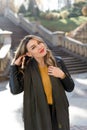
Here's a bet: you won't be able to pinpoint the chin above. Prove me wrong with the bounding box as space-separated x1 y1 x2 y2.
42 51 47 57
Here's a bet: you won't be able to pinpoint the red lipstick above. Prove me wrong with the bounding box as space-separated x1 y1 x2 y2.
40 48 44 53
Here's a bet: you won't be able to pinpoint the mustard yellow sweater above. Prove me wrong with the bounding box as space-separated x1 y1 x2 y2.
39 65 53 104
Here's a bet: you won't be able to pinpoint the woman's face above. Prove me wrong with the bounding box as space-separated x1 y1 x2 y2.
26 38 47 60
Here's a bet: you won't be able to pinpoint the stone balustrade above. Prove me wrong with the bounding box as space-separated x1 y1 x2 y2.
63 36 87 57
0 29 12 75
5 8 20 25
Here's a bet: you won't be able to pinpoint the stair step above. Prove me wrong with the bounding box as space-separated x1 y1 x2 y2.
64 61 87 66
63 59 81 62
69 69 87 74
66 65 87 68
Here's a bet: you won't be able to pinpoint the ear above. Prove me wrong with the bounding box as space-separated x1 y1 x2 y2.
26 52 32 57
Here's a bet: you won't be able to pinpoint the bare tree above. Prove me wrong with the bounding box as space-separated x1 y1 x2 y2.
28 0 40 17
58 0 63 10
58 0 72 10
35 0 44 11
65 0 71 8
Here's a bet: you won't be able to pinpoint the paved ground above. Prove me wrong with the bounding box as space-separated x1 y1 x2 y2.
67 73 87 130
0 72 87 130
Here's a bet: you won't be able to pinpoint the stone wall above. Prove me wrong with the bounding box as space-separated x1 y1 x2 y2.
67 22 87 43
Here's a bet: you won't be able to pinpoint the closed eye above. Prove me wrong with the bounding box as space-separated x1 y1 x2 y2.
31 45 36 50
38 41 41 44
30 41 43 50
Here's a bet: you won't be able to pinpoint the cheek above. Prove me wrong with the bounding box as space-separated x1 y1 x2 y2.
31 50 39 56
43 46 47 54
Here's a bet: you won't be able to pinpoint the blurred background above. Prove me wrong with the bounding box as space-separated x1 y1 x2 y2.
0 0 87 130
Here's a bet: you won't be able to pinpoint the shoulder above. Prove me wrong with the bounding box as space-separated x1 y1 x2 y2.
55 56 63 64
54 56 66 70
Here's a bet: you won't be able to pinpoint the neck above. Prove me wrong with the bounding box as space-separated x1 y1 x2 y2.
36 58 45 67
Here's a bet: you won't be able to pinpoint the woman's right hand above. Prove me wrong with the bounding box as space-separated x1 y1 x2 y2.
14 55 25 67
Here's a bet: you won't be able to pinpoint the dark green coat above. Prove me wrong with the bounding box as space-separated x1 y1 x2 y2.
9 57 74 130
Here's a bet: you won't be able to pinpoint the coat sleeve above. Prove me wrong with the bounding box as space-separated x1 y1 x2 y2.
56 56 75 92
9 65 24 94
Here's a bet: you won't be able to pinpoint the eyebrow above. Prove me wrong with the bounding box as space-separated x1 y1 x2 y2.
29 44 36 49
29 41 41 49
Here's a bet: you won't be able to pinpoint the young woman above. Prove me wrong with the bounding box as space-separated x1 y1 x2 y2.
9 35 74 130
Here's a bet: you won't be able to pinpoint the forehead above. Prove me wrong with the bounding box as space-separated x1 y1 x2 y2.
27 39 38 47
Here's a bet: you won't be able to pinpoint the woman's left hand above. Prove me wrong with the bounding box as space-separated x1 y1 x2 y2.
48 66 66 79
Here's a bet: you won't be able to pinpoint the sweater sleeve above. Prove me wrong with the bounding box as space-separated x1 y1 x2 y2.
56 57 75 92
9 65 24 94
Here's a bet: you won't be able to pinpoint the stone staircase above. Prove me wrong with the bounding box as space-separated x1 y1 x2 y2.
0 16 28 50
0 16 87 79
50 45 87 74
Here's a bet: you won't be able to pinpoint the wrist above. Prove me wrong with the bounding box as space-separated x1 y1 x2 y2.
11 62 20 66
61 73 66 79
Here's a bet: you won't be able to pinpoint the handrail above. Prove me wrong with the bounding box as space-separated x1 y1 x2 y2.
64 36 87 46
63 36 87 57
0 44 11 59
0 29 12 74
0 43 11 72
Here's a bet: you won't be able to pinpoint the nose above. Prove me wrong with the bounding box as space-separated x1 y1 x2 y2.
37 44 42 49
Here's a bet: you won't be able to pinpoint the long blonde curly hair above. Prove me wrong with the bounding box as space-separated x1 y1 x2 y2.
12 35 57 68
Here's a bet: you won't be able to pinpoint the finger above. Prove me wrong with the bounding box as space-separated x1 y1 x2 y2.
22 56 25 61
21 57 25 69
48 72 53 76
18 56 24 61
48 66 54 69
48 68 53 72
48 66 54 71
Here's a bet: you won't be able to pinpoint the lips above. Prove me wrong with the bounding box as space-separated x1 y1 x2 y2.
39 48 44 53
